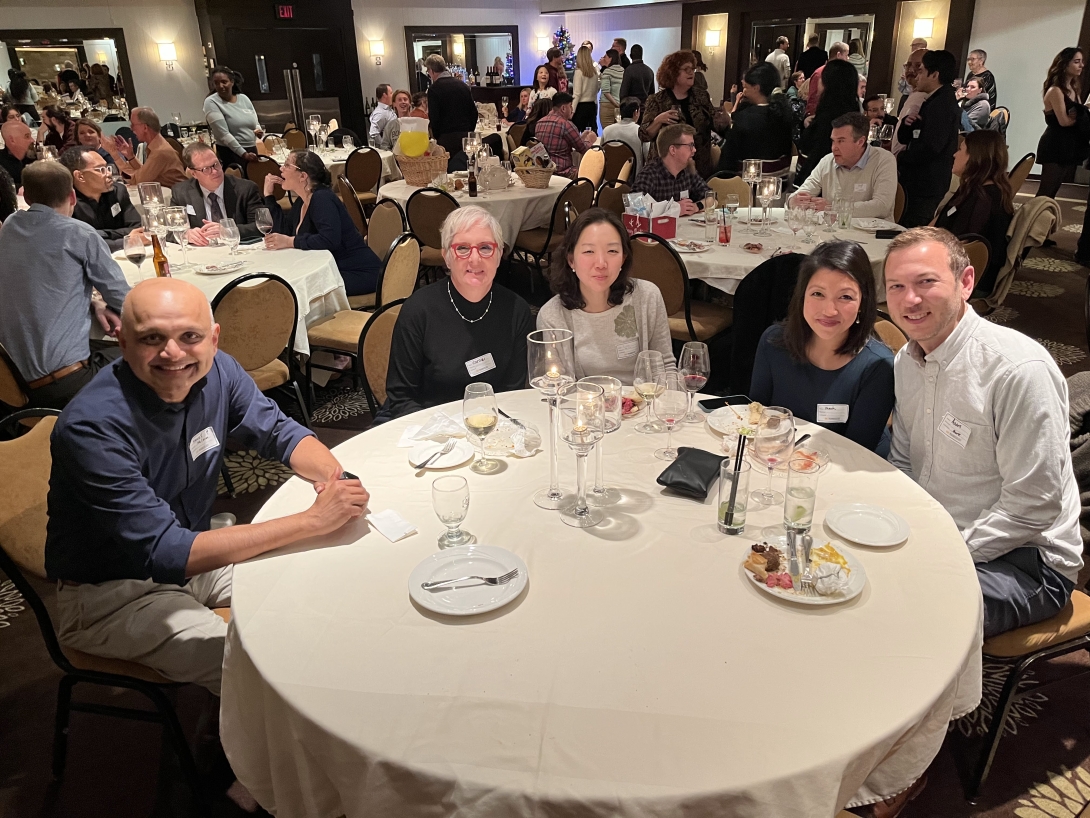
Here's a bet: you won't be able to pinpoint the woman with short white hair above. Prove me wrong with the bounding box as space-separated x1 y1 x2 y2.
383 206 536 419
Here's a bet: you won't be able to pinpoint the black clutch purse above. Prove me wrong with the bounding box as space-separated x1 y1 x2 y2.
655 447 727 499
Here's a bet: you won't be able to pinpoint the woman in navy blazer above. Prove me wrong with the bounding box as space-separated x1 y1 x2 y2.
263 149 381 295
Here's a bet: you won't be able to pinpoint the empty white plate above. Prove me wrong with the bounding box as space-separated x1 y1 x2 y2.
824 503 910 547
408 438 474 470
408 544 528 616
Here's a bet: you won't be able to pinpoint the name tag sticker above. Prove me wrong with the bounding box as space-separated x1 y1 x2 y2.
816 403 849 423
947 206 957 216
465 353 496 377
110 202 121 217
938 413 971 448
616 337 639 359
853 182 867 194
679 189 689 200
189 427 220 460
913 129 921 139
186 204 197 216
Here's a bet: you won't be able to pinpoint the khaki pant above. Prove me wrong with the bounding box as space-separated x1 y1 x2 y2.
57 567 232 696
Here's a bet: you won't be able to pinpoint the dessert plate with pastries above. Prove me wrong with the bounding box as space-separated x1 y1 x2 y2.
742 537 866 605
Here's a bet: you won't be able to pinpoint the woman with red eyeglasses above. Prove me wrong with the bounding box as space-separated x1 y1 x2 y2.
383 206 535 419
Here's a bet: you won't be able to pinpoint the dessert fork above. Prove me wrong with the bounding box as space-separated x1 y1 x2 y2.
421 568 519 590
800 533 816 595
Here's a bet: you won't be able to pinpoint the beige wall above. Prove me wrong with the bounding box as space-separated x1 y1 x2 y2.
892 0 950 101
692 13 728 105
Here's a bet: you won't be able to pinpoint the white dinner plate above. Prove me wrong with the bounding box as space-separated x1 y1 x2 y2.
824 502 911 547
852 218 903 232
670 239 711 254
706 405 756 436
193 260 247 275
408 544 528 616
744 538 866 606
408 438 474 470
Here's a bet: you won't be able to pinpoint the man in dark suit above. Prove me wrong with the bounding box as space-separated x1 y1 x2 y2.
170 142 264 245
619 44 655 106
424 54 478 171
896 50 962 228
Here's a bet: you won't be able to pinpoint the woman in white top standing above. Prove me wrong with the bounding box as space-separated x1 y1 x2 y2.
528 65 557 107
598 49 625 130
203 65 263 173
572 46 601 133
537 208 676 384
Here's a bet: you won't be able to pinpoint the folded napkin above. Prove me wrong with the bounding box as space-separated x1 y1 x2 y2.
397 425 423 447
411 411 466 442
367 509 417 542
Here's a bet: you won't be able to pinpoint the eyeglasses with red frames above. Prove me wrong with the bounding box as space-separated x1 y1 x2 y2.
451 242 499 259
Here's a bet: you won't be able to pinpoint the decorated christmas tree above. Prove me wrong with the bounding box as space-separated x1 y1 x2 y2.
504 51 514 82
553 26 575 70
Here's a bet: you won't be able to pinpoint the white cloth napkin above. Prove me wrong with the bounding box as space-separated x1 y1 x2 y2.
397 425 422 447
367 510 417 542
411 411 466 442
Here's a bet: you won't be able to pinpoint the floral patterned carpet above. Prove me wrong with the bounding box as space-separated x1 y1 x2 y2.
3 183 1090 817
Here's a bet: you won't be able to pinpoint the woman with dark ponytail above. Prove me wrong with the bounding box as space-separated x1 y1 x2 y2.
715 62 795 176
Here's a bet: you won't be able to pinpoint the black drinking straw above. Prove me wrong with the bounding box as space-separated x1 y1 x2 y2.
725 433 747 527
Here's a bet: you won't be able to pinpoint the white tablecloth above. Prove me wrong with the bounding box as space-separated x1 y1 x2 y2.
113 244 349 356
221 390 983 818
378 174 567 249
323 148 401 188
675 208 893 295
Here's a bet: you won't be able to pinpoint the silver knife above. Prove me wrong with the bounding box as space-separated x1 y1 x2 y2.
787 529 801 590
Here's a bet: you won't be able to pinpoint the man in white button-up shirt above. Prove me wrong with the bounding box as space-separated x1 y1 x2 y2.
885 227 1083 638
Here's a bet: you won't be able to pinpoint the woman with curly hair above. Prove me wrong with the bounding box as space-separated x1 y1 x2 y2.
536 208 675 383
1036 47 1088 200
638 50 719 177
796 59 859 182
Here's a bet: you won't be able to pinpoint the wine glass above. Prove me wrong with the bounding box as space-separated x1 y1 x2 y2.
823 208 838 234
756 177 781 238
786 204 804 249
579 375 622 506
750 406 795 507
138 182 163 212
317 124 329 152
432 475 474 547
342 135 354 151
163 207 191 270
171 111 181 128
254 207 273 243
741 160 761 232
463 383 501 474
802 207 819 244
677 342 709 423
123 232 147 275
632 349 666 434
557 382 605 528
653 374 689 461
307 115 321 148
879 124 894 145
144 209 169 246
220 218 240 255
528 329 575 510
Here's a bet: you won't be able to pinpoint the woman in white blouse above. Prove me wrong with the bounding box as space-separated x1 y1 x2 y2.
572 46 601 133
528 65 556 107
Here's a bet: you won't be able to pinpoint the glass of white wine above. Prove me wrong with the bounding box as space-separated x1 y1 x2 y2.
463 383 501 474
632 349 666 434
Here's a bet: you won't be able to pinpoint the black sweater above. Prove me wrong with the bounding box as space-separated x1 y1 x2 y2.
934 183 1012 296
896 84 961 199
385 280 535 418
717 103 794 175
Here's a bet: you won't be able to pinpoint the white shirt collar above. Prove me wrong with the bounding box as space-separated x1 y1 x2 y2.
837 144 872 171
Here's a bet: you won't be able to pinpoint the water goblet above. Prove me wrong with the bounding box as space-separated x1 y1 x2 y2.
802 206 819 244
432 475 474 547
463 383 501 474
220 218 241 255
823 208 839 234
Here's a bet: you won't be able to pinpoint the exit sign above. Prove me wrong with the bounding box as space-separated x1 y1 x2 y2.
276 4 293 19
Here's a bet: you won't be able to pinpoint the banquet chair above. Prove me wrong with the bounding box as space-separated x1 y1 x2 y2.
210 273 310 428
508 123 527 148
512 177 595 291
336 176 369 241
346 228 420 313
0 342 30 414
366 199 408 263
328 127 362 148
960 235 991 291
223 164 242 178
255 139 270 156
966 589 1090 799
601 140 636 183
245 156 288 207
1007 152 1035 195
344 147 382 210
594 180 631 218
0 408 227 815
894 184 906 223
327 118 339 131
306 298 407 415
617 158 633 182
281 128 308 151
874 320 907 354
760 155 792 182
628 232 733 343
710 144 721 168
708 174 751 207
405 187 459 280
165 136 185 162
577 147 606 187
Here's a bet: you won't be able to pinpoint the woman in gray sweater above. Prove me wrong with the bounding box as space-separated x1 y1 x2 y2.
203 66 262 171
536 208 676 384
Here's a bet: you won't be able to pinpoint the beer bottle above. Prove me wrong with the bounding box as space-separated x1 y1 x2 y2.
468 166 478 198
152 234 171 277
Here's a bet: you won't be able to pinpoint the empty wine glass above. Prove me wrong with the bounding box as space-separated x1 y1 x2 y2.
432 475 474 547
786 205 805 249
342 135 354 150
123 232 147 275
750 406 795 506
163 207 191 270
653 374 689 461
220 218 240 255
254 207 273 243
632 349 666 434
557 382 606 528
801 206 819 244
823 208 839 234
678 341 710 423
463 383 500 474
579 375 622 506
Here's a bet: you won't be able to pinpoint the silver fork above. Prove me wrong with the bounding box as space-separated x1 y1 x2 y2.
415 438 456 469
421 568 519 590
800 533 817 596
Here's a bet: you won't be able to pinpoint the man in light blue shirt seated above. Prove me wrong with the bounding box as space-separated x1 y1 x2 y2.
0 159 129 408
369 84 397 146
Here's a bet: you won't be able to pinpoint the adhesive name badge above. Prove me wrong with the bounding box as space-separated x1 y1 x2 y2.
189 427 220 461
912 129 921 140
947 206 957 216
680 189 689 200
465 353 496 377
186 204 197 216
816 403 849 423
938 412 971 448
616 337 639 359
853 182 867 194
110 202 121 217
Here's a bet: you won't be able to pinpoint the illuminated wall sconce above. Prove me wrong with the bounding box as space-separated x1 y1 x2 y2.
704 29 721 54
158 42 177 71
370 40 384 66
96 51 107 63
537 36 551 54
912 18 934 38
453 42 464 57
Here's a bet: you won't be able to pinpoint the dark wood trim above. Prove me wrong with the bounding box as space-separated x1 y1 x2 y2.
944 0 978 71
1080 1 1090 98
0 28 138 109
403 26 520 95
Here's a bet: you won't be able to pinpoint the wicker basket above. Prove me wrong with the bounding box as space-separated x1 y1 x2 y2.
396 149 450 187
515 166 555 189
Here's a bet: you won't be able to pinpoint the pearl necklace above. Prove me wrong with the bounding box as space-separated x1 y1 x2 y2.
447 281 493 323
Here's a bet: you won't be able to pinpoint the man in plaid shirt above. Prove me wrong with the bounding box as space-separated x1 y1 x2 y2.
535 93 597 179
631 123 710 216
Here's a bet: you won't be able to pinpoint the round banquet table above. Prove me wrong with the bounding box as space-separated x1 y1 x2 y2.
321 147 401 187
378 174 567 252
221 390 983 818
673 208 896 296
